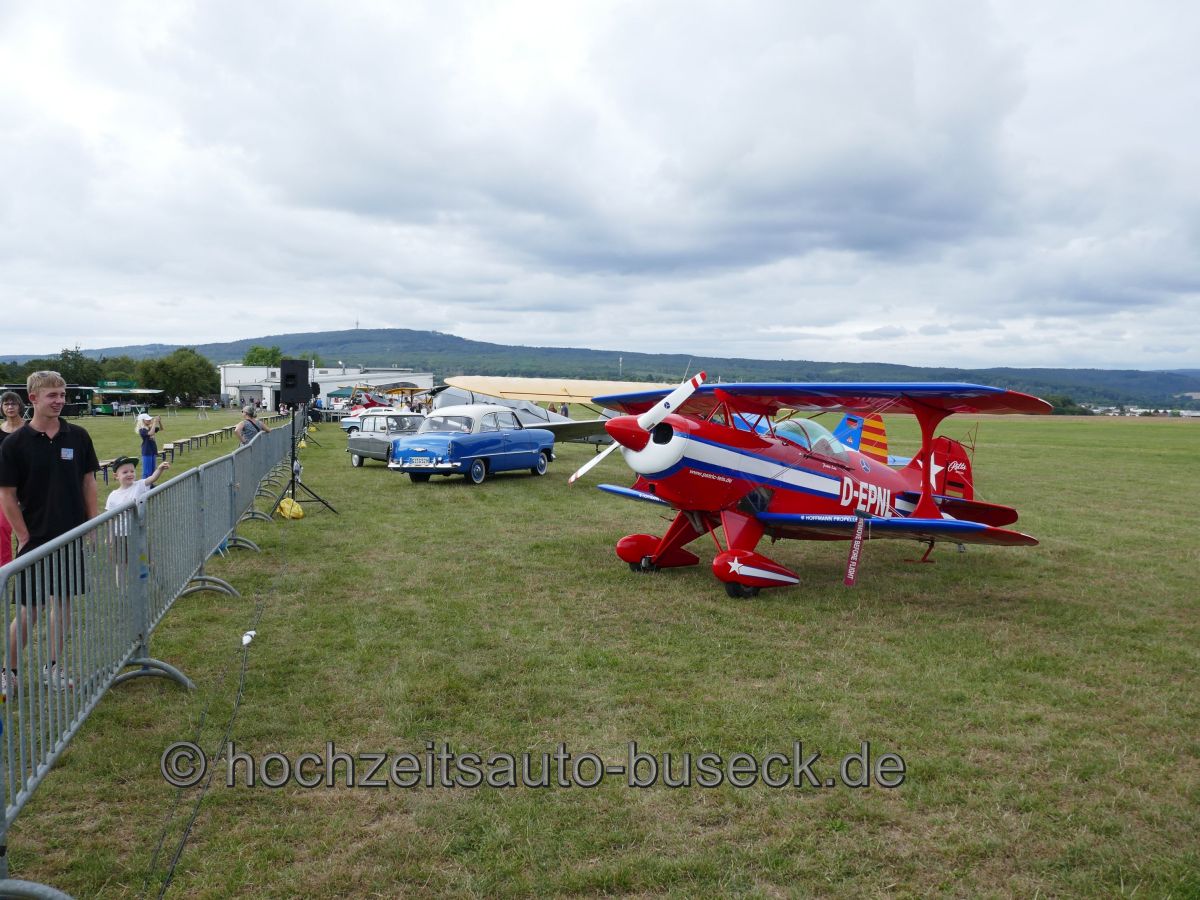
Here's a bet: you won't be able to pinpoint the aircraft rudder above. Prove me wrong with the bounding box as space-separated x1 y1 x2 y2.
836 412 889 464
933 435 974 500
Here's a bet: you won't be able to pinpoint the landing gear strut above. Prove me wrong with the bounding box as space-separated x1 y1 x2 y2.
629 556 660 574
907 540 936 564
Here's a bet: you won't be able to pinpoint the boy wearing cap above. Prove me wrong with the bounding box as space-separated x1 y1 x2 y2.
105 455 170 514
136 412 163 480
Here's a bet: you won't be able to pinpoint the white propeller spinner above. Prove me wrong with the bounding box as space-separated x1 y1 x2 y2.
568 371 706 484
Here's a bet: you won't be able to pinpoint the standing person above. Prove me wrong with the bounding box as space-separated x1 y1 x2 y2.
0 391 25 565
235 406 271 445
136 412 162 480
0 371 100 695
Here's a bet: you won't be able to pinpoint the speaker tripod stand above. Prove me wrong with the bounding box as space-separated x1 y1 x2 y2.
284 404 337 514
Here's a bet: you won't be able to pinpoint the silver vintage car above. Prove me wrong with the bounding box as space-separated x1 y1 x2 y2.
346 410 425 467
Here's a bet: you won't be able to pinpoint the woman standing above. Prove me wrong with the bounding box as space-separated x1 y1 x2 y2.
136 412 163 480
0 391 24 565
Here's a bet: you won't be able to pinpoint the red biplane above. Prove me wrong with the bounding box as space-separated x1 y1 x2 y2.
570 375 1051 597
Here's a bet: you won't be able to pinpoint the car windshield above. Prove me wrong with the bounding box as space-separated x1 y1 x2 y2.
388 416 422 433
419 415 473 434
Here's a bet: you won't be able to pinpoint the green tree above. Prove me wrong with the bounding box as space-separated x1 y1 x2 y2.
293 350 325 366
243 345 283 366
0 360 24 383
51 347 104 385
1046 395 1095 416
99 355 139 383
136 348 219 403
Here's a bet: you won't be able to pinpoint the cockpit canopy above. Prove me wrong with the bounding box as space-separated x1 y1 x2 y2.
774 419 849 459
706 404 851 459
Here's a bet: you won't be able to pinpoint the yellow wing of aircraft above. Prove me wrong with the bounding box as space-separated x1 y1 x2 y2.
442 376 676 444
444 376 673 405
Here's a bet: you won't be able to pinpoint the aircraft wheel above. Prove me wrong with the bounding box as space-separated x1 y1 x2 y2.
724 582 760 599
531 451 549 476
629 557 660 574
409 473 431 483
350 453 364 468
467 459 487 485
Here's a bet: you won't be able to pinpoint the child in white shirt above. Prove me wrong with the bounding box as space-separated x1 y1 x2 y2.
105 455 170 515
106 456 169 584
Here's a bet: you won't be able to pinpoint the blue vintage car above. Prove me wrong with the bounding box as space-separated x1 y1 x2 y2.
387 404 556 484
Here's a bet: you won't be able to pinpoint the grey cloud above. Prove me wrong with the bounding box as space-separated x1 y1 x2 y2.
1 1 1198 370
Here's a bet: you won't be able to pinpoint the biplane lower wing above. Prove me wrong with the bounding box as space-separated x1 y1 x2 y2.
597 484 672 506
895 493 1020 527
535 419 610 442
755 513 1038 547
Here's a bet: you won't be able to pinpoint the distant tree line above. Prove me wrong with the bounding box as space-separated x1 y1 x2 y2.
241 346 324 366
0 347 219 403
1046 395 1095 416
6 328 1198 411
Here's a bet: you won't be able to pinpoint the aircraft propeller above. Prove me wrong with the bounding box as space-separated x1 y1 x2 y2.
568 371 706 484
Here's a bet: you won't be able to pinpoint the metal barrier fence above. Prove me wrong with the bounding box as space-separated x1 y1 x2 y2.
0 419 296 899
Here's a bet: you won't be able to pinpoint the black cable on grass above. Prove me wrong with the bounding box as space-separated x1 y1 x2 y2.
156 620 258 899
141 559 272 898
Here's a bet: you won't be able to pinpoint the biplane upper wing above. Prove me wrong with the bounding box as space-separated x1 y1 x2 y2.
592 382 1053 418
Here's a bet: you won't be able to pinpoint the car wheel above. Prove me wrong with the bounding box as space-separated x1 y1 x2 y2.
531 451 549 476
346 426 358 434
350 453 364 468
467 459 487 485
409 473 431 483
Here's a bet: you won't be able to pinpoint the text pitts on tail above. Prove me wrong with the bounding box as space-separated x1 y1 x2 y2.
570 374 1051 598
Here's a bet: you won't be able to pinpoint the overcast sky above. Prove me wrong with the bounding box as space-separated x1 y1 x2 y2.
2 1 1197 369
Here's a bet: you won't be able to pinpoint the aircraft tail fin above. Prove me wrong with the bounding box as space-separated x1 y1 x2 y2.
834 413 890 464
903 435 975 499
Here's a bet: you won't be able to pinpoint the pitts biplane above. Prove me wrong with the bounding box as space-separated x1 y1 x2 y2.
569 374 1051 597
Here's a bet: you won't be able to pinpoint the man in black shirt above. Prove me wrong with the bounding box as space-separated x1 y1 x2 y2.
0 371 99 695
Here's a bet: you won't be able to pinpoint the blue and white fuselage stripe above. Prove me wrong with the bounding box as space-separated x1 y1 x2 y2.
639 433 842 499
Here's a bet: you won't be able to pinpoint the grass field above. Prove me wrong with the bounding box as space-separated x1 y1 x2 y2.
6 412 1198 897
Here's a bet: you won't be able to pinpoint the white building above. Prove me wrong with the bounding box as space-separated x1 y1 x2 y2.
219 363 433 408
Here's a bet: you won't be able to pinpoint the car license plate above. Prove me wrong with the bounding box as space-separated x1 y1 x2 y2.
407 458 433 467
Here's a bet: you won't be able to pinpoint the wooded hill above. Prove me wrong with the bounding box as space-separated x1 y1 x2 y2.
5 328 1198 410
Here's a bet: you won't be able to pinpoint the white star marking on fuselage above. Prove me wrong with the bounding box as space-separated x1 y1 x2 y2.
915 456 945 482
